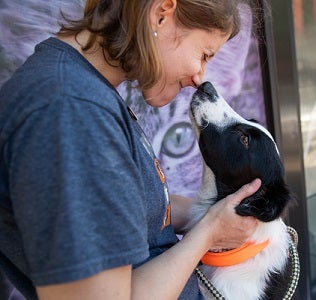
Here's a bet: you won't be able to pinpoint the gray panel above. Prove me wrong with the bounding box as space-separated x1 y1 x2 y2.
262 0 310 299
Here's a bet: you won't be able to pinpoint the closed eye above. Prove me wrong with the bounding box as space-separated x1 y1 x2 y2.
202 53 214 63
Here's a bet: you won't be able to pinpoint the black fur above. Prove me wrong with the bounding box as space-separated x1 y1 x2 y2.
198 112 292 222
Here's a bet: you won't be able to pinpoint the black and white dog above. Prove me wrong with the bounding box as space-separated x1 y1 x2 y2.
189 81 297 300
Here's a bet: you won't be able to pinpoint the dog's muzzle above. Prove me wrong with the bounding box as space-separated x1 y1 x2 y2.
191 82 219 113
190 81 221 129
196 81 219 102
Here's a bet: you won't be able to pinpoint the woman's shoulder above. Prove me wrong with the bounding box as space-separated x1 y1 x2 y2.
0 39 128 145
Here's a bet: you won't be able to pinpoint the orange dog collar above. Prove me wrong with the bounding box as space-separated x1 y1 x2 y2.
201 239 270 267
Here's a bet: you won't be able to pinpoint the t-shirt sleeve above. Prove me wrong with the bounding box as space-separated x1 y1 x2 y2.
6 96 149 286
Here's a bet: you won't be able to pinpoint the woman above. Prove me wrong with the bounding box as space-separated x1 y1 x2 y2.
0 0 260 299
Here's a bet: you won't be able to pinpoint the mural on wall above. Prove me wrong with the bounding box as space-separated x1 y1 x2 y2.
0 1 265 298
0 0 265 199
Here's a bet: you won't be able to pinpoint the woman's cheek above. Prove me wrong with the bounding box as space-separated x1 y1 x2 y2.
143 84 180 107
182 60 204 79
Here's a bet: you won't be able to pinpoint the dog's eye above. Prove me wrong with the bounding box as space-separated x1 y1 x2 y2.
240 134 250 149
161 122 195 158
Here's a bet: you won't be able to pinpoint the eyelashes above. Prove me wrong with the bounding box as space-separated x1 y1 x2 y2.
202 51 215 63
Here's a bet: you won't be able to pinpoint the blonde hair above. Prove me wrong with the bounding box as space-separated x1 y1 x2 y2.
59 0 243 90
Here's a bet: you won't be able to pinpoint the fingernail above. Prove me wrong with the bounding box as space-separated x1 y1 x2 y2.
251 178 261 187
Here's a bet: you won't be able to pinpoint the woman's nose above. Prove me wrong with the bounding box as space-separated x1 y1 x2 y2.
191 69 205 88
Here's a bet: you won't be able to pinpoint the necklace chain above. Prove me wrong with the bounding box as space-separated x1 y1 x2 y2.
195 226 300 300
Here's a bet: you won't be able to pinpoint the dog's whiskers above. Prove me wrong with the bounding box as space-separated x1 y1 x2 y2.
197 117 210 130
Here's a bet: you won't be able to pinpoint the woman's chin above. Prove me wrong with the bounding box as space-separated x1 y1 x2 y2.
142 89 178 108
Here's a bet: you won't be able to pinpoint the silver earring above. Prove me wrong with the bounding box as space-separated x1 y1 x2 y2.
153 31 158 37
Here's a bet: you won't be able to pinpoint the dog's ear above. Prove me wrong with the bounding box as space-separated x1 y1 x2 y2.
235 181 292 222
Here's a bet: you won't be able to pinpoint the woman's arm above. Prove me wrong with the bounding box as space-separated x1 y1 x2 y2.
36 179 260 300
170 193 196 234
36 266 132 300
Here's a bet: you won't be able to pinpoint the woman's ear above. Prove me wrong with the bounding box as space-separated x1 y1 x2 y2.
160 0 177 15
150 0 177 30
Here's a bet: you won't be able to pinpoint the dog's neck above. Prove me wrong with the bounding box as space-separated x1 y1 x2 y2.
198 164 218 203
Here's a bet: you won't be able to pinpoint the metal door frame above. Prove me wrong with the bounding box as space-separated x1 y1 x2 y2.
256 0 310 298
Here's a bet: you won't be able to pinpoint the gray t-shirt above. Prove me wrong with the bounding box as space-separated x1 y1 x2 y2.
0 38 202 299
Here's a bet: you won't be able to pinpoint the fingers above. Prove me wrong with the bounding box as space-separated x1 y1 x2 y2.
197 179 262 250
228 178 261 206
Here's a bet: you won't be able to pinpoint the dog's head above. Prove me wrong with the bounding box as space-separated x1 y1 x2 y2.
190 81 292 222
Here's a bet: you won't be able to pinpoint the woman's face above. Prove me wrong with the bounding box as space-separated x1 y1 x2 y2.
142 23 230 107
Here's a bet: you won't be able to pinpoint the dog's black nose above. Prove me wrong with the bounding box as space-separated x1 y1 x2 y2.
198 82 218 98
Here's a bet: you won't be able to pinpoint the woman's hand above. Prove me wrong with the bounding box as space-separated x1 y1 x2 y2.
196 178 261 251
